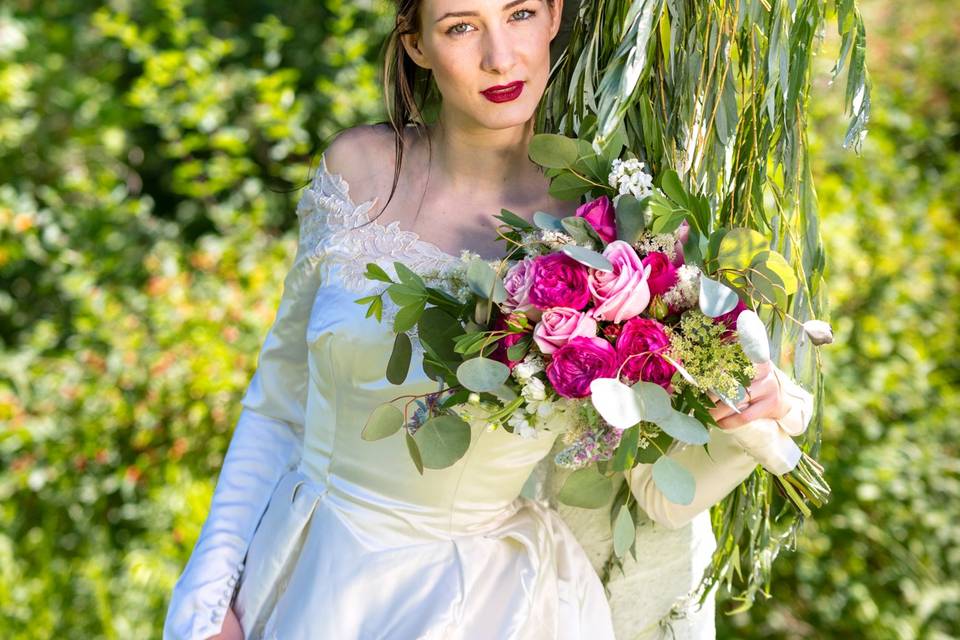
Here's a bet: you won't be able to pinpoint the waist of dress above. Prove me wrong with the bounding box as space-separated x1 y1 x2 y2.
294 460 528 544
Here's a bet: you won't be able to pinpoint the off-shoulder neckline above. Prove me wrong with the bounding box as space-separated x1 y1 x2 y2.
313 153 506 264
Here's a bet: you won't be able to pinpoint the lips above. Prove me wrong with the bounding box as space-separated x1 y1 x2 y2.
480 81 524 103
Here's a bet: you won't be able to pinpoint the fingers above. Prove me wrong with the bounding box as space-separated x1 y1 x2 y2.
710 361 791 429
716 391 785 430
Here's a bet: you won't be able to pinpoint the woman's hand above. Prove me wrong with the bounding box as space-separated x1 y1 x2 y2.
707 361 793 430
204 605 244 640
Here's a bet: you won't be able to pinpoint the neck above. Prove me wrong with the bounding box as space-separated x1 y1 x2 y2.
427 110 538 195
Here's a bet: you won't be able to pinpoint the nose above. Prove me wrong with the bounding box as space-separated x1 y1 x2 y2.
480 25 517 76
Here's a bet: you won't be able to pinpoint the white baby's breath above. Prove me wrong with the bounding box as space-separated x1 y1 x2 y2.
608 158 655 199
662 264 702 311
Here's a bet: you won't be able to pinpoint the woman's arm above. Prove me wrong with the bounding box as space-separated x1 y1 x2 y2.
627 363 814 529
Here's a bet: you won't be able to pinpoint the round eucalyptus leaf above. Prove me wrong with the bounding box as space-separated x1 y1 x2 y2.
736 309 770 363
528 133 580 169
361 404 404 441
557 467 614 509
657 411 710 445
533 210 566 232
698 275 741 318
652 457 696 505
413 414 472 469
456 357 510 393
466 259 508 303
630 382 674 423
561 245 614 272
751 250 798 295
589 377 643 429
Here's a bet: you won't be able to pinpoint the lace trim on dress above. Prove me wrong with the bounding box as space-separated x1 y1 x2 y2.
295 154 471 337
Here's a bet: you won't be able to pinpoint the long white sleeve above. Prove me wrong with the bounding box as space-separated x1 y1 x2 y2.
164 178 331 639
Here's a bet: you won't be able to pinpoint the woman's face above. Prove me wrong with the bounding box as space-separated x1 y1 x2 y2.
402 0 563 132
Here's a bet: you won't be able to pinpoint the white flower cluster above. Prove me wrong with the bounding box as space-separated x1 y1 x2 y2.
608 158 655 199
662 264 702 311
503 353 579 439
635 231 678 261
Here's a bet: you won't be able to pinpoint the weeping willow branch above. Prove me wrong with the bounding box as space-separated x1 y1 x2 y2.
540 0 869 611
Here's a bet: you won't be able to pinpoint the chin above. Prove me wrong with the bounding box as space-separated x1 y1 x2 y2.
473 97 541 130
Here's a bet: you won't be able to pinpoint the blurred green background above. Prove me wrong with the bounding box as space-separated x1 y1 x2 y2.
1 1 957 638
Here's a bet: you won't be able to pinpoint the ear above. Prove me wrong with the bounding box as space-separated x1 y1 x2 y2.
549 0 565 40
401 32 432 70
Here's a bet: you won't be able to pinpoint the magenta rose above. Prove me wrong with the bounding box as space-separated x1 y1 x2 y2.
501 257 541 320
533 307 599 354
575 196 617 243
615 317 676 390
528 252 591 310
588 240 652 322
641 251 678 297
489 311 528 370
546 336 618 398
713 298 748 341
672 220 690 267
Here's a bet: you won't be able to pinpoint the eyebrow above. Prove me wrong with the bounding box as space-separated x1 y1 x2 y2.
435 0 530 23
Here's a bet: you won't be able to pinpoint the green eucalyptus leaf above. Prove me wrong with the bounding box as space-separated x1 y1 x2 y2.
657 411 710 445
652 457 696 505
614 194 647 244
549 173 594 200
456 357 510 393
698 275 741 318
561 245 614 272
361 404 404 441
405 432 424 475
533 210 566 232
557 467 614 509
528 133 580 168
612 504 636 558
560 216 602 246
736 309 770 364
466 258 508 303
413 414 472 469
630 381 675 423
386 332 412 385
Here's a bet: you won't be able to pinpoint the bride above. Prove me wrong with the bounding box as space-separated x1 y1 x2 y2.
163 1 810 638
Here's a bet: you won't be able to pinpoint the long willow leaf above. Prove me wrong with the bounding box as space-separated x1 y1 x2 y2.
540 0 869 612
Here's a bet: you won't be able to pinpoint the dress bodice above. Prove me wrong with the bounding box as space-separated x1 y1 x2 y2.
263 154 558 540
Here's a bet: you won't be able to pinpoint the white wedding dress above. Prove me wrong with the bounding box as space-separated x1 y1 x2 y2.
168 155 616 639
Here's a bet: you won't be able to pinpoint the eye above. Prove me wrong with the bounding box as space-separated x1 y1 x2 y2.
446 21 475 36
510 9 536 21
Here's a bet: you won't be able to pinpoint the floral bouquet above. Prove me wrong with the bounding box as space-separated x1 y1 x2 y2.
355 132 831 553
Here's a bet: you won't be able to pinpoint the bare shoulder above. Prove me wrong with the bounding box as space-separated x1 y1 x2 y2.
322 123 399 205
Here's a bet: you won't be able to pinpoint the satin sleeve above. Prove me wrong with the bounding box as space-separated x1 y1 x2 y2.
626 364 815 530
163 172 333 639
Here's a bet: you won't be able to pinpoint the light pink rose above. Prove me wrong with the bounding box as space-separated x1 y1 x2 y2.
533 307 599 354
588 240 652 322
502 257 540 319
672 220 690 267
575 196 617 243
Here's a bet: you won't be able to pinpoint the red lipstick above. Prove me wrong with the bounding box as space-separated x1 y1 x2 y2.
480 81 524 103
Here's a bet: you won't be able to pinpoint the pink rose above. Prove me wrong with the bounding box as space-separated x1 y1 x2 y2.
575 196 617 243
615 317 676 391
528 253 591 311
489 311 528 370
713 298 748 341
672 220 690 267
546 336 618 398
501 257 541 320
641 252 678 297
588 240 652 322
533 307 599 354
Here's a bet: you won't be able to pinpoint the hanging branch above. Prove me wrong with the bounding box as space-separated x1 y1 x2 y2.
539 0 870 611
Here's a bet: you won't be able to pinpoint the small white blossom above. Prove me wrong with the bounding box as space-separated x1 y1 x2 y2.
608 158 655 199
520 376 547 402
508 410 538 439
662 264 702 311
